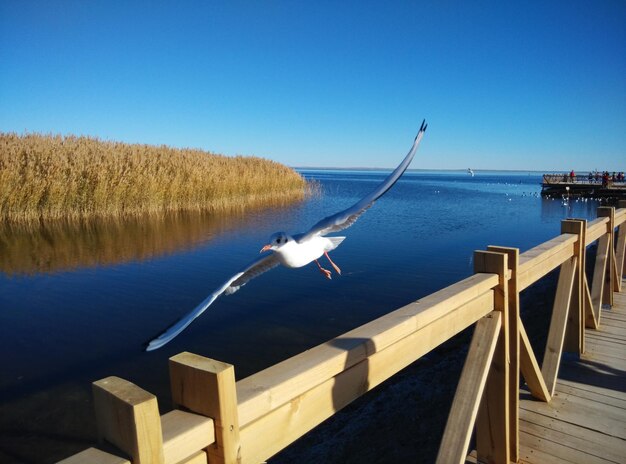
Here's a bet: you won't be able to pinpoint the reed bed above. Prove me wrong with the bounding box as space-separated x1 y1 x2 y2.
0 133 308 222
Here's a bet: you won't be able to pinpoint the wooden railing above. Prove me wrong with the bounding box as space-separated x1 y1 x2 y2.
59 201 626 464
542 173 625 186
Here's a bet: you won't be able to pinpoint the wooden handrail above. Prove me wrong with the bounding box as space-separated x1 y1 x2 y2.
57 205 626 464
517 233 577 290
585 216 610 245
236 272 498 427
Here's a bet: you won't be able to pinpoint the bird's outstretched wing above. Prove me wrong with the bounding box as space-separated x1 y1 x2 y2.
146 253 280 351
296 120 427 243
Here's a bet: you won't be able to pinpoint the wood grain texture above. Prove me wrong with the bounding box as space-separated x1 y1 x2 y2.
92 377 164 464
436 312 501 464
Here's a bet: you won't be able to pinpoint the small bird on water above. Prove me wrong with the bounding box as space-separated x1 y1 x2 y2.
146 120 427 351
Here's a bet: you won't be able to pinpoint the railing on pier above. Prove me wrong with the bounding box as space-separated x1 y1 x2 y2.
59 201 626 464
543 173 625 187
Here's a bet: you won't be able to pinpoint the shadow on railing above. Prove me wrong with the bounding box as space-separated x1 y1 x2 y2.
58 201 626 464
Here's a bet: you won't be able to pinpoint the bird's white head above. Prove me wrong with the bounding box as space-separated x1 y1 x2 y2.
260 232 292 253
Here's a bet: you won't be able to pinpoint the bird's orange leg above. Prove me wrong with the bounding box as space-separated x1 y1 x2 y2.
315 259 332 279
324 251 342 275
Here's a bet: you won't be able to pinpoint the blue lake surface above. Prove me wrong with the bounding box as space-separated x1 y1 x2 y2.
0 169 606 461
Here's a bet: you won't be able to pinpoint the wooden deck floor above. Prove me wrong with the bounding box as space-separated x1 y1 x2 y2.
518 280 626 464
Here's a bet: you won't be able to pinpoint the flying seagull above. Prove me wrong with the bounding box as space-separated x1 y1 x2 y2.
146 120 427 351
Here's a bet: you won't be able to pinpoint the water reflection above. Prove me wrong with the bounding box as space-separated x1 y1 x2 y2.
0 211 253 276
540 195 603 222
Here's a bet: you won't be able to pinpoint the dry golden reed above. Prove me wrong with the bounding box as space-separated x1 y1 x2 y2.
0 133 308 221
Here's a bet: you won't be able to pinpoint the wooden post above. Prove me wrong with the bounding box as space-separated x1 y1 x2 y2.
487 245 519 463
561 220 585 354
436 312 501 464
474 250 510 464
92 377 164 464
598 207 614 307
169 352 241 464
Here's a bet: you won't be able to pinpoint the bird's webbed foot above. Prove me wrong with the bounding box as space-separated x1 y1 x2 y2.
315 259 333 280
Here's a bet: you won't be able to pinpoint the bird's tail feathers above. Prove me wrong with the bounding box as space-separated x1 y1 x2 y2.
327 236 346 249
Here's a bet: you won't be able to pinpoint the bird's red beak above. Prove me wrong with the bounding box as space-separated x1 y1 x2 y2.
260 244 272 253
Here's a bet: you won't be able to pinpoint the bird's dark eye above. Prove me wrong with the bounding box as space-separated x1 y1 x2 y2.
276 238 281 244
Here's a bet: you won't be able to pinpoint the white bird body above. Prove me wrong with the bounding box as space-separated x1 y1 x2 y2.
273 235 344 268
146 120 427 351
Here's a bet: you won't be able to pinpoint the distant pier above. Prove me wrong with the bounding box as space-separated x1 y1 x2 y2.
542 173 626 199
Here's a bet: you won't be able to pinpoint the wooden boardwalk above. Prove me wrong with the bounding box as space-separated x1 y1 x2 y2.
518 279 626 464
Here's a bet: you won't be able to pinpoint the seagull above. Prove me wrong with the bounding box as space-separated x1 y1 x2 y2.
146 120 427 351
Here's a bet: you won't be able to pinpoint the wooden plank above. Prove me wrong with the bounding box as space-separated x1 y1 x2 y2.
542 256 577 396
518 442 570 464
619 202 626 276
465 450 478 464
584 274 599 329
615 208 626 227
551 389 626 429
613 255 620 293
581 352 626 370
236 273 499 427
518 233 577 291
169 353 240 464
587 321 626 337
590 234 610 325
474 251 510 464
161 410 214 464
585 217 610 246
556 377 626 403
522 410 624 450
555 382 626 410
178 451 208 464
585 335 626 353
583 340 626 360
519 429 613 464
57 448 130 464
598 207 615 307
586 331 626 344
614 222 625 291
586 326 626 344
520 407 626 457
436 312 501 464
593 321 626 336
597 315 626 329
599 312 626 325
488 245 521 462
599 318 626 331
92 377 164 464
519 319 551 402
237 290 495 464
519 393 626 440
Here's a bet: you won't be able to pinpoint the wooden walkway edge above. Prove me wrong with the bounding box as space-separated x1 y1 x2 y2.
517 279 626 464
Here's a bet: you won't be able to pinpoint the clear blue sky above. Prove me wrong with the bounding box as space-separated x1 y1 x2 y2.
1 1 624 171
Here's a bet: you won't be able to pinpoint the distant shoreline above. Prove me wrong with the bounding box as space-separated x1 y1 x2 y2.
295 167 555 173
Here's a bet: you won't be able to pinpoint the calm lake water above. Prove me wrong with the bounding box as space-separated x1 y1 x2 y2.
0 169 605 462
